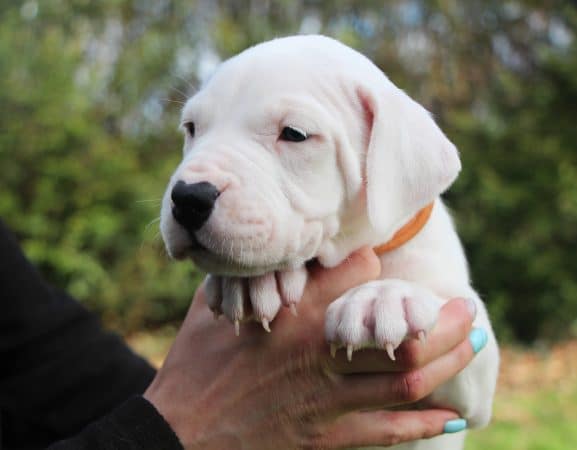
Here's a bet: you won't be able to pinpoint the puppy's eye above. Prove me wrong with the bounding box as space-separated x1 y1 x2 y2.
279 126 308 142
184 122 195 138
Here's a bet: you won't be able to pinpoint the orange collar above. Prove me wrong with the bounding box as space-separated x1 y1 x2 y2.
373 202 435 255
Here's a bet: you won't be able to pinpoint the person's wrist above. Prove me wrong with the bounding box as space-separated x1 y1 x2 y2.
144 380 195 448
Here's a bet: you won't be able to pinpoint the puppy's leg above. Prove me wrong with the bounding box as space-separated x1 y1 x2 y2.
247 272 282 331
427 291 499 429
325 279 499 431
277 267 307 315
325 279 443 361
205 274 223 318
204 267 308 333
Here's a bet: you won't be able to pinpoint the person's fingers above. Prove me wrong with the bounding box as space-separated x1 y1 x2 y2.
305 247 381 309
335 332 478 411
315 409 462 449
188 282 209 315
327 298 476 373
393 297 476 368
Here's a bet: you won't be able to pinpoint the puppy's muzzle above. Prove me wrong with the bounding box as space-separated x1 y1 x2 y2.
171 180 220 232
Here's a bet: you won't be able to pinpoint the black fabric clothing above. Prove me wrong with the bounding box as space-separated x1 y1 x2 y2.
0 219 183 450
46 396 182 450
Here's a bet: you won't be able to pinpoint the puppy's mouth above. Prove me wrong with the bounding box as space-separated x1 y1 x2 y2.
170 231 210 260
177 232 296 277
187 232 209 253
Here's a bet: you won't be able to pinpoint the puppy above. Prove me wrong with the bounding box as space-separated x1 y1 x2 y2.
160 35 499 450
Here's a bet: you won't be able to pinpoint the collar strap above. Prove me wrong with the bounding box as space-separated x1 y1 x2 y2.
373 202 435 255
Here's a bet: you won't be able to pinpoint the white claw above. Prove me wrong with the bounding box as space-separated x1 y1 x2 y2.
385 343 396 361
330 342 338 358
262 318 271 333
289 303 298 317
234 319 240 337
418 330 427 344
346 344 353 362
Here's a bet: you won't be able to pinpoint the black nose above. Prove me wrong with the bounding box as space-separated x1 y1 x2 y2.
171 181 220 231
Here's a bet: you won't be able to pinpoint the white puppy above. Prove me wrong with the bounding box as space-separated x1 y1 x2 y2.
160 35 499 450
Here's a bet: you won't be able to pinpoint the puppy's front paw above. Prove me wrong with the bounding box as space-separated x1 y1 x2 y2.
325 279 444 360
204 267 307 334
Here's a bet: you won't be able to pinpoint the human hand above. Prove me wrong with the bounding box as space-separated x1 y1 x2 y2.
144 247 480 449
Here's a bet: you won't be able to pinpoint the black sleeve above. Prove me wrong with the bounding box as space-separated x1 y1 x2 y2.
0 219 181 450
47 396 183 450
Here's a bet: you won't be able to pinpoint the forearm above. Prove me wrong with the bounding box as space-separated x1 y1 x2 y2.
0 219 156 443
47 396 183 450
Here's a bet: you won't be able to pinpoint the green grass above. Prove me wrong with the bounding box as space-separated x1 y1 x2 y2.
467 381 577 450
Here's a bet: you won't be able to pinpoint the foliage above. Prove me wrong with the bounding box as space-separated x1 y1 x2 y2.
467 374 577 450
0 0 575 341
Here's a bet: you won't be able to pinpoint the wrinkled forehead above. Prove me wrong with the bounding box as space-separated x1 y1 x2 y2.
182 36 374 118
211 36 353 90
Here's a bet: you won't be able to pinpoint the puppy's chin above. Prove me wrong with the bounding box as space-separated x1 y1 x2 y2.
187 248 298 277
164 222 323 276
165 234 288 275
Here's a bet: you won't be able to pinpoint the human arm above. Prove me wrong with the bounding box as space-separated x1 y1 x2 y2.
45 396 182 450
0 219 158 448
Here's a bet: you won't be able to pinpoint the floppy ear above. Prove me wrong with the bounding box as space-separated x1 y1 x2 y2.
359 85 461 238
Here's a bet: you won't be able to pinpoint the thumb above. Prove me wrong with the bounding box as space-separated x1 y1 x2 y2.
306 247 381 308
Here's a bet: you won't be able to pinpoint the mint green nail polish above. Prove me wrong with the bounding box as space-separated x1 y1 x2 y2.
444 418 467 433
469 328 488 354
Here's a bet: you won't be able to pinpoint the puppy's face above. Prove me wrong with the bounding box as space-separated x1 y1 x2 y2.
160 36 461 276
161 39 359 276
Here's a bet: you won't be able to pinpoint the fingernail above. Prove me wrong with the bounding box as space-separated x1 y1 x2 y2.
443 418 467 433
464 298 477 319
469 328 488 354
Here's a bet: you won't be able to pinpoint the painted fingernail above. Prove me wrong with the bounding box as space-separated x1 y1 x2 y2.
469 328 488 354
443 418 467 434
464 298 477 318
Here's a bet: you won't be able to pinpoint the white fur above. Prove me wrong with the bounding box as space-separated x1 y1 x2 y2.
160 35 499 450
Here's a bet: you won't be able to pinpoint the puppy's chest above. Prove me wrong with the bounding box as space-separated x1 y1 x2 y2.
377 252 427 284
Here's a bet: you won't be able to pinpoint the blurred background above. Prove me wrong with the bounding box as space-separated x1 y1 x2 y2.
1 1 576 448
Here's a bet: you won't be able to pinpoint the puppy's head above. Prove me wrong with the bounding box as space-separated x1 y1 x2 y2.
160 35 460 276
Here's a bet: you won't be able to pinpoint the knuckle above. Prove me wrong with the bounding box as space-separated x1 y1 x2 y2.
381 422 411 446
386 430 405 446
455 340 474 368
420 416 442 439
383 427 408 446
350 248 380 278
446 299 474 333
455 315 473 340
395 370 426 403
382 414 440 446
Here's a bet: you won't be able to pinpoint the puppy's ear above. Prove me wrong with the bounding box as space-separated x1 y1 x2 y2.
359 86 461 237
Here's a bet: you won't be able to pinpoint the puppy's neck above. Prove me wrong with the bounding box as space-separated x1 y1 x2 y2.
317 201 436 268
373 202 434 255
